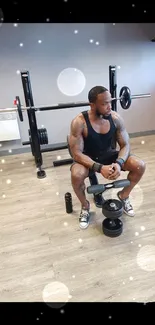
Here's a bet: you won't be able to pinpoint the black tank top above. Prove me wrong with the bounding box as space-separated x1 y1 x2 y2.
82 110 117 160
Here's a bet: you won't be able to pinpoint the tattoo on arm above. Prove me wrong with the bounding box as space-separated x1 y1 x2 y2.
68 117 95 169
69 119 84 154
115 114 130 161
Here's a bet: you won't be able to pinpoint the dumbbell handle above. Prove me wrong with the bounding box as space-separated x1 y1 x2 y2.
87 179 130 194
113 179 130 188
87 184 105 194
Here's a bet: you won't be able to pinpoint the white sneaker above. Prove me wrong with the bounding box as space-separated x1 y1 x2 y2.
117 192 135 217
79 202 90 229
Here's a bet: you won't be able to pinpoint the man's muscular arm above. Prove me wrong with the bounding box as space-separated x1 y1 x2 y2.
114 113 130 162
69 116 96 169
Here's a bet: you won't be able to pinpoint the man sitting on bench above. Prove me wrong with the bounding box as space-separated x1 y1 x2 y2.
68 86 146 229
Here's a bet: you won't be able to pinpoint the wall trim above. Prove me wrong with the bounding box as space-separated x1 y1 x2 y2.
128 130 155 137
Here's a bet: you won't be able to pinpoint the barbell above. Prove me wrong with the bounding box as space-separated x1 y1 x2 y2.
0 86 151 122
113 86 151 110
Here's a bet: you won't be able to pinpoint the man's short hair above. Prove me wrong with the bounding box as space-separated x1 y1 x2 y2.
88 86 108 103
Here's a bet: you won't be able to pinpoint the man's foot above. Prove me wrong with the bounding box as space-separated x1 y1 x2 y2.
79 201 90 229
93 194 104 208
117 191 135 217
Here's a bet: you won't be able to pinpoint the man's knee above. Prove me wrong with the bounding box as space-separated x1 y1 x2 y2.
124 155 146 174
137 159 146 174
71 163 89 183
132 157 146 174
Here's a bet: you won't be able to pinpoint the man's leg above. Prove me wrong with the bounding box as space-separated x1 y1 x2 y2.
120 155 146 198
71 162 90 229
117 155 146 216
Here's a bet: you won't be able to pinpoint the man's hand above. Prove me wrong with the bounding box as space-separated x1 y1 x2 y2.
100 165 115 179
108 163 121 180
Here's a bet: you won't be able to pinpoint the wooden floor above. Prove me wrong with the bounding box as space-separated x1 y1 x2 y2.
0 134 155 304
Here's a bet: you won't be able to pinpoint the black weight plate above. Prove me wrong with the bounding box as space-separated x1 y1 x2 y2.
41 128 48 144
119 86 131 110
102 199 123 219
102 218 123 237
42 130 46 145
102 199 122 211
16 96 23 122
43 130 47 144
38 128 48 145
44 128 48 144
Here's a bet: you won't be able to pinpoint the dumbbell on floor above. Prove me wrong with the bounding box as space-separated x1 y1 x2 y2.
87 179 130 237
102 199 123 237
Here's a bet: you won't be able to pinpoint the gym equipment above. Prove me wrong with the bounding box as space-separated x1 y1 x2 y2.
22 128 48 156
109 65 117 112
87 179 130 237
102 199 123 237
0 66 150 178
109 65 117 149
38 128 48 145
0 86 150 122
119 86 131 110
118 86 151 110
27 105 46 179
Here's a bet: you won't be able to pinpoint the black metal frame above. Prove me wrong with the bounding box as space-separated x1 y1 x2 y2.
21 71 34 107
20 66 118 175
109 65 117 149
21 71 47 178
109 65 117 112
27 109 42 168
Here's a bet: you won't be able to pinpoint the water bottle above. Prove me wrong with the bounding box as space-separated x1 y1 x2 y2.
65 192 73 213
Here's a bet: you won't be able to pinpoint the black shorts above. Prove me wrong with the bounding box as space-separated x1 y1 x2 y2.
95 150 119 165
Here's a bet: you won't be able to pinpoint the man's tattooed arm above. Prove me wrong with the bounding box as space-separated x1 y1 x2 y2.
113 113 130 162
68 116 96 169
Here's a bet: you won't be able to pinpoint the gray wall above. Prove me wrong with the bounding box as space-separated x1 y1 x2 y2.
0 23 155 145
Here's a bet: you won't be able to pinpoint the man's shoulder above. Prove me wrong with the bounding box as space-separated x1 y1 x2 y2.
71 112 85 125
111 110 120 120
70 111 87 136
111 110 124 128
